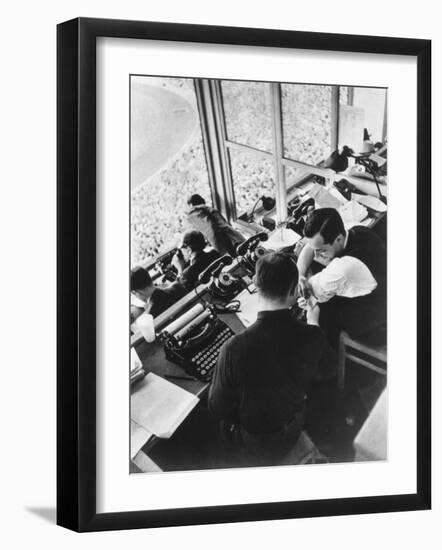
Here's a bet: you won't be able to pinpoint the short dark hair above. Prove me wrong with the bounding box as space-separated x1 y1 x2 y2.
131 266 152 292
182 230 206 253
303 208 345 244
255 252 298 301
187 193 206 207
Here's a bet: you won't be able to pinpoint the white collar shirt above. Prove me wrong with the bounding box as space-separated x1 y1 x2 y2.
309 255 378 303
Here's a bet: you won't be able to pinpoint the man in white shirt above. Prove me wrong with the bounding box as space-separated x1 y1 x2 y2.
298 255 381 349
297 208 386 348
306 256 378 304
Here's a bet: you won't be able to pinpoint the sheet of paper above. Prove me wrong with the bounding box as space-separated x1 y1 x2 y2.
262 227 302 250
130 419 154 459
131 348 143 373
339 199 368 228
235 288 260 328
354 193 387 213
131 372 199 439
309 183 345 209
131 294 145 307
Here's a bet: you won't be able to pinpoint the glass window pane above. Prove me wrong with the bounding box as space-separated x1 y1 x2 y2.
282 84 333 165
338 86 387 152
131 76 211 266
229 149 275 218
284 164 311 192
221 80 273 153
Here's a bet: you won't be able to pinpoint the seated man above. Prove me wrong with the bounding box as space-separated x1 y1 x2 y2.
187 194 245 256
171 230 220 291
208 252 336 467
297 208 386 347
130 266 185 319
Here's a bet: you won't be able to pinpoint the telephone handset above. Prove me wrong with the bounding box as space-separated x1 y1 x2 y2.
236 232 269 276
148 247 179 283
286 197 315 235
197 254 241 300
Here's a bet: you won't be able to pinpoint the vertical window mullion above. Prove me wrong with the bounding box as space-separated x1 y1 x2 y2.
270 82 286 225
331 86 340 151
193 79 220 210
211 80 237 222
382 91 388 142
348 86 354 106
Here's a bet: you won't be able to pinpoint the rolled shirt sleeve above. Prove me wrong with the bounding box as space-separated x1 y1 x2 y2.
309 256 378 303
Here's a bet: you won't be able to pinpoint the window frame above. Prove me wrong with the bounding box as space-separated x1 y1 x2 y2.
133 78 388 266
211 79 346 224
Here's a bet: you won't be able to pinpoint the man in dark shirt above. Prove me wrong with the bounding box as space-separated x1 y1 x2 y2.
171 230 220 291
209 252 336 467
297 207 386 346
186 194 245 256
130 266 185 319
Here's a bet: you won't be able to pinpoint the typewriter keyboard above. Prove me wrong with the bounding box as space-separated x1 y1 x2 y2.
190 325 234 381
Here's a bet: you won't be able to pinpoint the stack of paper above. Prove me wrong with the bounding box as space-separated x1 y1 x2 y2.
131 372 199 439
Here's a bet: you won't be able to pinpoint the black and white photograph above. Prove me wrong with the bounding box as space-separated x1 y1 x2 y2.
0 0 437 543
129 75 388 473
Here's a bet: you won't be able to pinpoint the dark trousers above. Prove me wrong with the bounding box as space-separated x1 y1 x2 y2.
218 408 306 468
319 295 386 350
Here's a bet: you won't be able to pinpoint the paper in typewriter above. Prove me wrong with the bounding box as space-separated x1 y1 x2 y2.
131 372 199 439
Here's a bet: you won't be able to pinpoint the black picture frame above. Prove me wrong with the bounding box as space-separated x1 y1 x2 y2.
57 17 431 532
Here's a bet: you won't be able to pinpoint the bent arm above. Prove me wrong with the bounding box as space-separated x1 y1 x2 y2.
297 243 315 278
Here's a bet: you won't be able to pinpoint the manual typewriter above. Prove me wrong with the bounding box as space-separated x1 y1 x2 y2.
160 303 235 382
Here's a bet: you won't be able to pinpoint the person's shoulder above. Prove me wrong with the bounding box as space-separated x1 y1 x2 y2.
222 330 245 350
220 326 256 360
351 224 381 240
205 248 221 262
151 287 166 300
188 205 210 218
162 282 186 298
330 256 365 275
322 257 346 274
349 225 385 249
216 332 244 367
